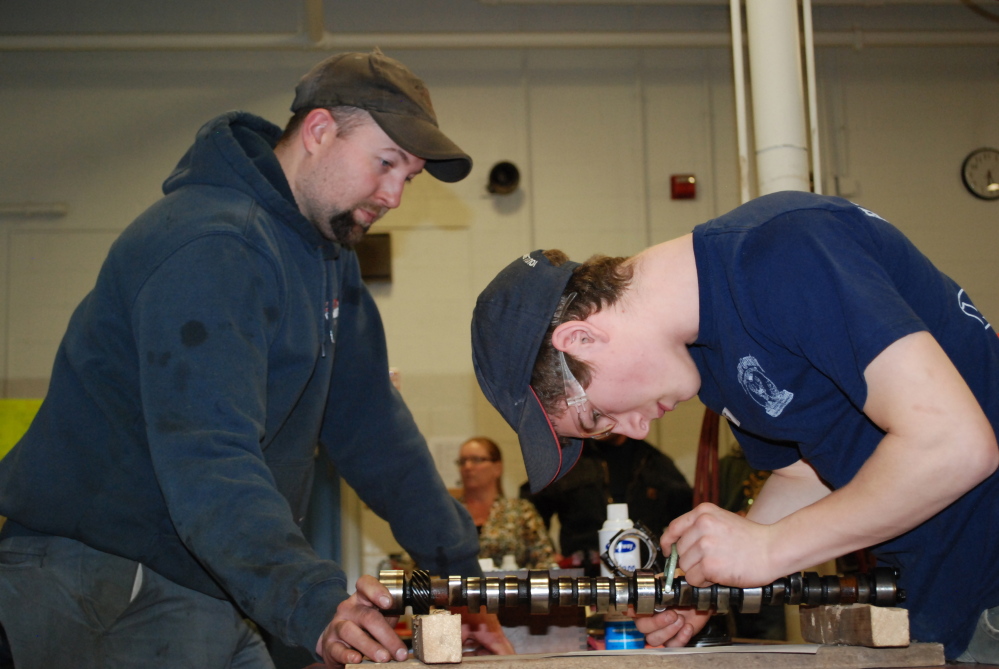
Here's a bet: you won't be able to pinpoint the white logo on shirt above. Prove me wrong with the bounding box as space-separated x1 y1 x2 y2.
521 254 538 267
737 355 794 418
854 204 887 222
958 289 993 331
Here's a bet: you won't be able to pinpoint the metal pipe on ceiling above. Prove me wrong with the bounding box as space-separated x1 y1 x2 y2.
304 0 326 45
480 0 964 4
0 203 69 218
0 29 997 52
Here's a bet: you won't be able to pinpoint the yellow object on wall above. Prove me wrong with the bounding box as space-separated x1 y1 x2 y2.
0 399 43 460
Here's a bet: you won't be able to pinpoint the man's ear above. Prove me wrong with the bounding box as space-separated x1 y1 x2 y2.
299 108 337 155
552 320 609 355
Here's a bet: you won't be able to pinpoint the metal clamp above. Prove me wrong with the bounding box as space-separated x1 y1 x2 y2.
600 522 661 577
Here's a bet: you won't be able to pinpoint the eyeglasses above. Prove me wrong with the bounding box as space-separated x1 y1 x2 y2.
553 293 617 440
456 456 495 467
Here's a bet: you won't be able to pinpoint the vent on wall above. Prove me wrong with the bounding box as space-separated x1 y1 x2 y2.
354 232 392 281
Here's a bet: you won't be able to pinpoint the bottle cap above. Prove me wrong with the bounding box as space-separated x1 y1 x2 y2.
500 554 519 571
607 503 630 521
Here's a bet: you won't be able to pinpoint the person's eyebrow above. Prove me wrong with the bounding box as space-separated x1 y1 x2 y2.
387 147 417 165
386 147 425 177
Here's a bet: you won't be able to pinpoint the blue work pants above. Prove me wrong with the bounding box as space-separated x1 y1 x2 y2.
957 606 999 664
0 534 276 669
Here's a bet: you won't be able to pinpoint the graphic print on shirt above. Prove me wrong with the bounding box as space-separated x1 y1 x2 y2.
737 355 793 417
958 289 993 331
854 204 887 222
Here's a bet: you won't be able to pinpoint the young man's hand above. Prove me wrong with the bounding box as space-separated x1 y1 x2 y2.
660 502 781 588
634 607 710 647
316 575 408 667
456 608 515 655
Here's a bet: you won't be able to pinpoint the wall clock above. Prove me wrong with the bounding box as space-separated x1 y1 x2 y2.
961 147 999 201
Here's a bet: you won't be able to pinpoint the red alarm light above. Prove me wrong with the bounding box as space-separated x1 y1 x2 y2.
671 174 697 200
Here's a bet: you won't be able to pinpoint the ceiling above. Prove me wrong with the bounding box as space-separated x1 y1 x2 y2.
0 0 996 51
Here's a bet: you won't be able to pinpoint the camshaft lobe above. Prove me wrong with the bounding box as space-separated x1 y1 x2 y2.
379 567 902 616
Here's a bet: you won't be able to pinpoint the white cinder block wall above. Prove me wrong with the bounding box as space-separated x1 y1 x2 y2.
1 1 997 583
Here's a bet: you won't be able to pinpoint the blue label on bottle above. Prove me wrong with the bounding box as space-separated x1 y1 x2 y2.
615 539 636 554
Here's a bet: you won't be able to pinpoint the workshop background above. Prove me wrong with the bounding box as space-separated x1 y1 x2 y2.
0 0 996 589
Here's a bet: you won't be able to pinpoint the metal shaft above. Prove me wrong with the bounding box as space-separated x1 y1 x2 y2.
379 567 903 616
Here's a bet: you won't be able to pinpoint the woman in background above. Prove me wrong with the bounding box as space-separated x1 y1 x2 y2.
457 437 555 570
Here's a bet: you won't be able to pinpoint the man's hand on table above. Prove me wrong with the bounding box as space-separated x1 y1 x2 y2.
316 575 407 667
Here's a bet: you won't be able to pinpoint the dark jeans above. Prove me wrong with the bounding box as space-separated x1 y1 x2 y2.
0 535 275 669
957 606 999 664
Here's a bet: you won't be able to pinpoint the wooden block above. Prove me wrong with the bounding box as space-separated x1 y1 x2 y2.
412 609 463 664
800 604 909 648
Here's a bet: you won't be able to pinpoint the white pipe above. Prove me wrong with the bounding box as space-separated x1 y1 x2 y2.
523 55 538 251
304 0 325 45
814 30 999 47
1 30 997 52
0 33 314 51
316 31 733 49
483 0 966 4
0 203 69 218
729 0 751 204
803 0 822 194
746 0 810 195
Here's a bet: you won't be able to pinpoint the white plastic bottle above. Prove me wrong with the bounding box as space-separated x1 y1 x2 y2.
599 503 645 649
598 502 639 577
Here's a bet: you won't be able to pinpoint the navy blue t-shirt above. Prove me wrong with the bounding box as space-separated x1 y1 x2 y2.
689 191 999 658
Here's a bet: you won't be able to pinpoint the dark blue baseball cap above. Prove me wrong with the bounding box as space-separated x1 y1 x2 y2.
471 250 583 494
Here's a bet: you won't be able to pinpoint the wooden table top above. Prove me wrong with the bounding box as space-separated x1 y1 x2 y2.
339 641 964 669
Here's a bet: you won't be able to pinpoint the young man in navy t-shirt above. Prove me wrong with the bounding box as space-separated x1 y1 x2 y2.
472 191 999 661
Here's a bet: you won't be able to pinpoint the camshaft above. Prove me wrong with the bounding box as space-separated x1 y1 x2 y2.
379 567 903 617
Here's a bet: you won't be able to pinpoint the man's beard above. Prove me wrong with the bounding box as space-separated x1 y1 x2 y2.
327 209 368 248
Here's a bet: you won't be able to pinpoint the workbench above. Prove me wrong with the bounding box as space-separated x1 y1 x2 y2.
345 642 952 668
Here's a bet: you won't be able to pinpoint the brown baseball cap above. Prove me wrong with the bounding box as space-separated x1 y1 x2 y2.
291 48 472 183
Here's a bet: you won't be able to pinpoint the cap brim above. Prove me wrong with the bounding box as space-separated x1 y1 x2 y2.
369 110 472 183
520 386 583 494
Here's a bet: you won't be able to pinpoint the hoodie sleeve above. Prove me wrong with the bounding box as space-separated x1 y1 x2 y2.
314 254 482 578
133 230 348 651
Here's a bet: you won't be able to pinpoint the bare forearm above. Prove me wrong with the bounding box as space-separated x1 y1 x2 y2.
764 428 996 577
664 334 998 590
746 460 830 526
